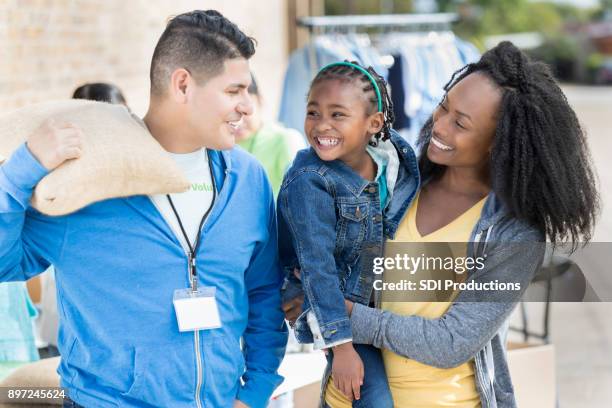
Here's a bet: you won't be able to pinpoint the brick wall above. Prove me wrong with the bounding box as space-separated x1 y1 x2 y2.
0 0 290 120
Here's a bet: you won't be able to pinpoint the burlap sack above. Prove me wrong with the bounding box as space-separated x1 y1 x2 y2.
0 100 189 216
0 357 61 406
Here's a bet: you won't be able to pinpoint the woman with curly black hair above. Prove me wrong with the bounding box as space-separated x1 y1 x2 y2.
417 41 598 248
283 41 599 407
342 41 600 408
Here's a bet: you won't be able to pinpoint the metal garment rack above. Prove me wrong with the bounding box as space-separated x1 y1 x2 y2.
297 13 459 33
297 13 459 74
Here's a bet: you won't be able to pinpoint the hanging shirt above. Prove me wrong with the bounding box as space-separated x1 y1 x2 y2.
149 148 214 253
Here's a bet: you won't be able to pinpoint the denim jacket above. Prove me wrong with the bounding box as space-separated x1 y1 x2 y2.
277 130 419 347
349 192 546 408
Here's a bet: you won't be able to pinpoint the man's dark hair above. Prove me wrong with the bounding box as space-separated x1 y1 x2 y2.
417 41 599 246
72 82 127 105
150 10 256 96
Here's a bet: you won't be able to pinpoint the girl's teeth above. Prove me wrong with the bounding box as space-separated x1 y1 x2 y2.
318 138 339 146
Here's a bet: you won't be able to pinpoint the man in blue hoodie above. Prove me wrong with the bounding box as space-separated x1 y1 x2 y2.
0 10 288 408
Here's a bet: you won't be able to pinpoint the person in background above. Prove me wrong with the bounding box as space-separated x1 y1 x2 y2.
72 82 127 105
0 282 39 365
235 74 306 197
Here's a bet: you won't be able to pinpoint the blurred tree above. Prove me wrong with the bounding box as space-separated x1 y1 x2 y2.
323 0 590 46
445 0 564 41
325 0 413 15
592 0 612 20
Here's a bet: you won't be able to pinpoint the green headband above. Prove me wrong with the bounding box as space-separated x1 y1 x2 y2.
319 62 383 113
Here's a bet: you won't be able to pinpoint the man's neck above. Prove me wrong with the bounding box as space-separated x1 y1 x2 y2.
143 103 202 154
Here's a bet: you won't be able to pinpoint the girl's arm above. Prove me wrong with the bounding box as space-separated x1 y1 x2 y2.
278 170 353 347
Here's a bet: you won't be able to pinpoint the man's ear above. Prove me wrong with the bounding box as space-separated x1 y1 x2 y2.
169 68 191 104
367 111 384 135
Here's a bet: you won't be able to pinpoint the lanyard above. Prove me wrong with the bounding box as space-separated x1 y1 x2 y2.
166 149 217 292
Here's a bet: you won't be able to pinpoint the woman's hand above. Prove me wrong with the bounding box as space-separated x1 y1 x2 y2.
283 288 353 326
344 299 354 316
282 294 304 326
282 268 304 326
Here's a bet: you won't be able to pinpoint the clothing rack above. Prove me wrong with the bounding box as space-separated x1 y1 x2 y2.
296 13 460 81
297 13 459 34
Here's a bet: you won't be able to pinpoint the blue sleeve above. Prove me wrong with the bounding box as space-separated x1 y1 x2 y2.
0 143 52 282
277 171 352 346
237 179 289 408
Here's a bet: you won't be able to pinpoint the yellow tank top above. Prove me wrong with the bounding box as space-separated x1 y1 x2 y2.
325 191 486 408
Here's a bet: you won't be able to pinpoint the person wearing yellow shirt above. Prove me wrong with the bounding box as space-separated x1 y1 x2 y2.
283 42 599 408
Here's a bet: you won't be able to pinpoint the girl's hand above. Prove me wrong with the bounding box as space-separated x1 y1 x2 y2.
331 342 364 401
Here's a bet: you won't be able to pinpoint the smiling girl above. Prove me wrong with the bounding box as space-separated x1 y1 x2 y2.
277 61 420 407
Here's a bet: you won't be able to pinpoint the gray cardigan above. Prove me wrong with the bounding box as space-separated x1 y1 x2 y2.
349 192 545 408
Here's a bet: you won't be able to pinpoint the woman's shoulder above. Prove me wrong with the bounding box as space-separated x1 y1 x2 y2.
496 215 544 243
482 194 545 243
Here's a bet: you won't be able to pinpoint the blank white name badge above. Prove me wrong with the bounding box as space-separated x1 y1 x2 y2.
173 287 222 332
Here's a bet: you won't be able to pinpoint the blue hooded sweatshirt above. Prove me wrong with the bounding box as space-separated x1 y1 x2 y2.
0 143 288 408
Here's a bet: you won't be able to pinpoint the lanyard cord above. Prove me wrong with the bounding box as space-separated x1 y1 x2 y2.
166 149 218 291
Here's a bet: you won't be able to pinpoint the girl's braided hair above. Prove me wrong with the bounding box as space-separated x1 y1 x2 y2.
309 60 394 146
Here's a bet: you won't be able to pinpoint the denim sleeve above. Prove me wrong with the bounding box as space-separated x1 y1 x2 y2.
351 235 545 369
0 143 52 282
278 171 352 346
238 178 289 408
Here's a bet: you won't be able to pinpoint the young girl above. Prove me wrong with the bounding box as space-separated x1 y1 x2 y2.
277 61 420 407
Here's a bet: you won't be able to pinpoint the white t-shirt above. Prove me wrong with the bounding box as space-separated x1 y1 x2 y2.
150 148 214 254
37 267 58 347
